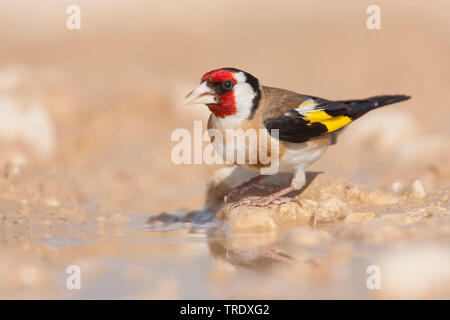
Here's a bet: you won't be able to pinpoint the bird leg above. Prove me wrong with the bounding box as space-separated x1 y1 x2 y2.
225 175 273 202
229 171 306 208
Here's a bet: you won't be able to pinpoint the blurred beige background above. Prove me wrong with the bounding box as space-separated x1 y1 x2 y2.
0 0 449 213
0 0 449 300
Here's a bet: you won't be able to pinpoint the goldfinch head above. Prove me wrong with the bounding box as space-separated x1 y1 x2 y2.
186 67 261 119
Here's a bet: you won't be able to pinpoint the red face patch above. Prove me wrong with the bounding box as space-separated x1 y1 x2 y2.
207 91 236 118
201 69 237 84
201 69 238 118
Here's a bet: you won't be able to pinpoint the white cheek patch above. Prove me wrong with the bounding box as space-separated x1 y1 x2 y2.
234 82 256 115
213 71 257 127
233 71 246 83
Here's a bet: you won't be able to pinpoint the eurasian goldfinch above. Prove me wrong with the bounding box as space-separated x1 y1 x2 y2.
186 67 410 207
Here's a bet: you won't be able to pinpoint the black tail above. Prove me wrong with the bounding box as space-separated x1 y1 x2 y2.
338 95 410 119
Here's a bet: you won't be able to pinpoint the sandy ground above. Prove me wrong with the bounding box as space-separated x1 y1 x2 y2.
0 0 449 299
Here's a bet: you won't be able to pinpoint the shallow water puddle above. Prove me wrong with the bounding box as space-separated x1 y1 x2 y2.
22 209 310 299
6 207 446 299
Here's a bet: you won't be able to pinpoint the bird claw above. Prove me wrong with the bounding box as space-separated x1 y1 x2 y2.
229 196 300 209
225 182 273 203
271 197 301 205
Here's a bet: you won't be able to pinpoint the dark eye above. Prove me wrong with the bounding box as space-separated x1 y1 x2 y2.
223 80 234 90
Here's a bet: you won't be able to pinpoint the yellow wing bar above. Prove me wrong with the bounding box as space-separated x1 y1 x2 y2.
302 110 352 133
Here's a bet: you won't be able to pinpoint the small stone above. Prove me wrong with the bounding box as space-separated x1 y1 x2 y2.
392 182 402 193
17 206 28 215
345 185 361 199
275 200 316 226
223 205 278 231
316 197 348 223
407 180 427 200
217 199 317 231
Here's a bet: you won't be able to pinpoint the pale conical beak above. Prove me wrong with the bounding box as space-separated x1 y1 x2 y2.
185 81 218 105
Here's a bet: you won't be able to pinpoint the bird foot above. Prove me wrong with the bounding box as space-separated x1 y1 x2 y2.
225 181 273 203
229 195 300 209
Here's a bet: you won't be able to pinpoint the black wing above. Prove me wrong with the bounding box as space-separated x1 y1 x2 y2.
263 95 410 143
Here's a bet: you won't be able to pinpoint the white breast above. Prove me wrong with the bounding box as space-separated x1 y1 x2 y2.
279 141 329 173
209 120 281 173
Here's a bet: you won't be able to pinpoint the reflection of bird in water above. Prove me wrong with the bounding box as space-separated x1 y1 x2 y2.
148 211 324 271
207 227 295 270
148 210 295 269
148 209 215 226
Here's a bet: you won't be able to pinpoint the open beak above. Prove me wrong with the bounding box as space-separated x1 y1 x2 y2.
185 81 218 105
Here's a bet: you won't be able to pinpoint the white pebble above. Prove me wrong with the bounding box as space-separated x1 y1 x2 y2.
392 182 402 193
407 180 427 200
